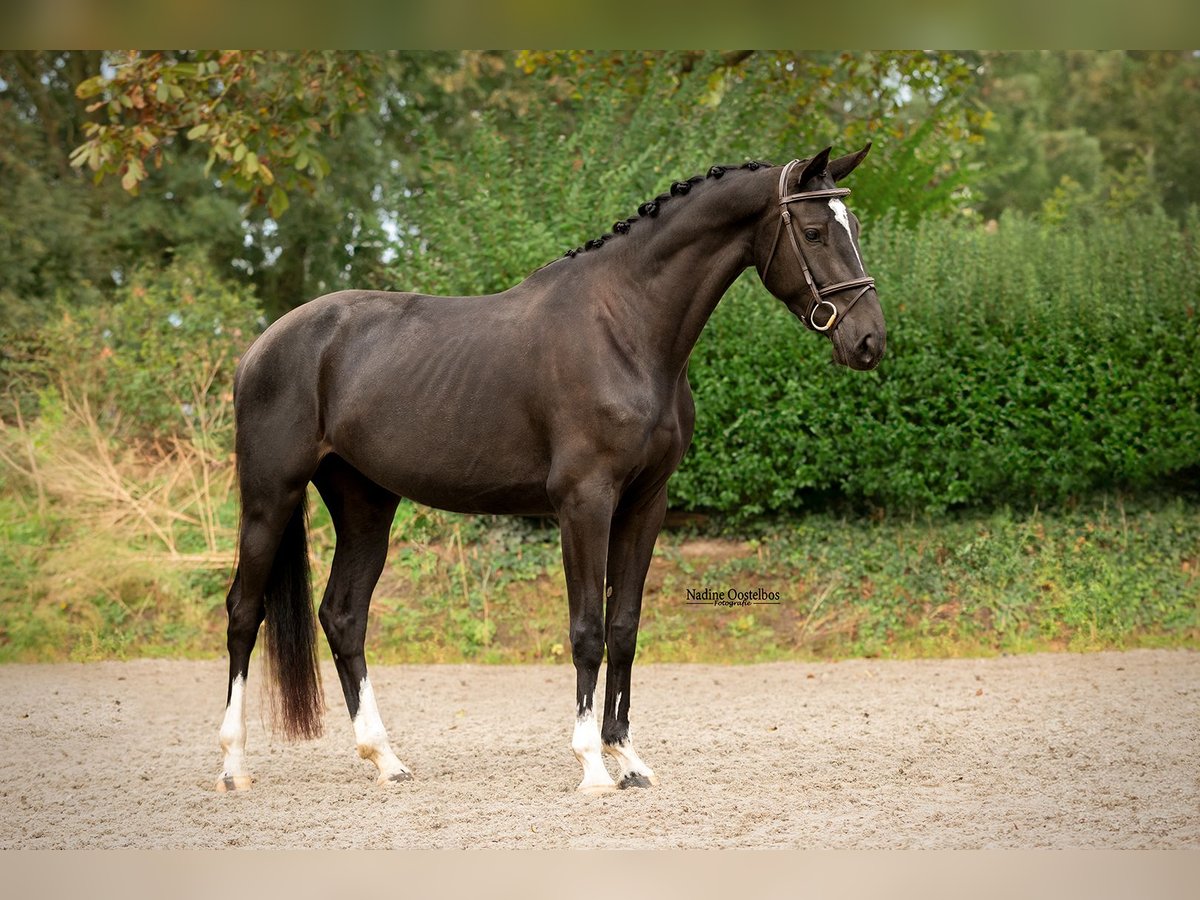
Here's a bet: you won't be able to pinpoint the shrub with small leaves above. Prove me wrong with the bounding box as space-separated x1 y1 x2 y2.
37 254 265 443
674 209 1200 516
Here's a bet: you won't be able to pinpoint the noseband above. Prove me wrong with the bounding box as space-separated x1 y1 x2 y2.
761 159 877 333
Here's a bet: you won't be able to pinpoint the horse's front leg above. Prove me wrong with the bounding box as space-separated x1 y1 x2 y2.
554 475 618 794
601 485 667 788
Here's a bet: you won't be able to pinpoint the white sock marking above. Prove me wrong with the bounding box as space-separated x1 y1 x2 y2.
353 676 411 780
603 736 657 785
218 675 248 778
572 707 616 791
828 198 865 273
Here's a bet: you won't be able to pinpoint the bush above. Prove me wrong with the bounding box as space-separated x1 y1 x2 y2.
0 256 263 661
32 254 264 444
674 209 1200 515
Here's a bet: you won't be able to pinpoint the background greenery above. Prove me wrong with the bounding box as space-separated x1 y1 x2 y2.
1 51 1197 662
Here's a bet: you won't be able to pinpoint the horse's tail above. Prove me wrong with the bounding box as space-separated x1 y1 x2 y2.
262 498 324 740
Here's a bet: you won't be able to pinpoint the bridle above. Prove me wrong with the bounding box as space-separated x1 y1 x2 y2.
761 158 877 333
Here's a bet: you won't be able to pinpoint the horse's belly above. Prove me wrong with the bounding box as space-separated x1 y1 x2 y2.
384 473 554 516
333 434 555 517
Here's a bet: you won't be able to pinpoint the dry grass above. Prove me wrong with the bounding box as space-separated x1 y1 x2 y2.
1 383 236 566
0 376 242 659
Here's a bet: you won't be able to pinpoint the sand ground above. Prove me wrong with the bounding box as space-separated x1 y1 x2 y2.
1 650 1197 848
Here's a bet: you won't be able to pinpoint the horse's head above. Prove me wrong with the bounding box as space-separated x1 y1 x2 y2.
755 145 886 371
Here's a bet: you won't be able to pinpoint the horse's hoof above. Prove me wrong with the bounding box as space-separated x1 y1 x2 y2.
576 782 618 796
215 774 253 793
378 770 414 786
618 772 656 789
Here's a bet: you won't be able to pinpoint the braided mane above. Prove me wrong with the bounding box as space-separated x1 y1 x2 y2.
563 159 774 259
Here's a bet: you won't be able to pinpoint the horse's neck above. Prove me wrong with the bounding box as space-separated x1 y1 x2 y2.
591 174 770 378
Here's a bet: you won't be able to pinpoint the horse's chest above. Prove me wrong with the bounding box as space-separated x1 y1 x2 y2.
591 398 687 465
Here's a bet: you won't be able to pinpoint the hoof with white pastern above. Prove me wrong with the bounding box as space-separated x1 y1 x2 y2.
603 741 658 789
215 774 253 792
576 781 618 796
377 768 414 786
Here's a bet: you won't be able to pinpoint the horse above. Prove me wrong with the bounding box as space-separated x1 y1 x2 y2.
215 145 886 794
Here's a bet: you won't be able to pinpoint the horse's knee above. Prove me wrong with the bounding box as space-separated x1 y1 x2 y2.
570 620 605 672
605 619 640 668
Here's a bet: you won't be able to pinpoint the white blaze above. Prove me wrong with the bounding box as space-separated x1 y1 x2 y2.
828 198 864 273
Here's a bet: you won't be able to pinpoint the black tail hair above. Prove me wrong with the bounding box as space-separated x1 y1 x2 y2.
262 498 324 740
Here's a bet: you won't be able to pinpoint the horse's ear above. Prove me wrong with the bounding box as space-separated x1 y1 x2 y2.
796 146 833 187
829 143 871 183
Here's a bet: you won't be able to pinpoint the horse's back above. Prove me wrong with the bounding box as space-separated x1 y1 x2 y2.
237 289 424 372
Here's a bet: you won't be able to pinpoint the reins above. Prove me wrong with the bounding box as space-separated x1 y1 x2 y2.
761 159 876 333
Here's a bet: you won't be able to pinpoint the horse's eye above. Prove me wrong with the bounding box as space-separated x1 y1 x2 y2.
803 228 820 241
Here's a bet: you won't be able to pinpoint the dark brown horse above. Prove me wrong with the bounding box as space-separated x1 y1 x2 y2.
216 145 885 794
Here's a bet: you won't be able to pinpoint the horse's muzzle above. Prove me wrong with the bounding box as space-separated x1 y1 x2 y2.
833 329 885 371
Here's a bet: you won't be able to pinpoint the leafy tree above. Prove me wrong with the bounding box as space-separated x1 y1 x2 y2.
1 52 120 325
511 50 983 226
3 51 437 320
59 51 547 317
967 51 1200 219
0 51 248 327
71 51 380 215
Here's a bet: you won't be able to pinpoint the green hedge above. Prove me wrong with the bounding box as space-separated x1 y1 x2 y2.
675 210 1200 515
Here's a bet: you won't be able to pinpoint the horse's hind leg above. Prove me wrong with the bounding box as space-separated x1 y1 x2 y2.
601 486 666 788
216 478 310 792
312 455 410 785
216 567 262 792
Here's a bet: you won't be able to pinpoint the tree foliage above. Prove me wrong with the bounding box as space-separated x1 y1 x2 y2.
397 50 982 297
967 51 1200 220
5 49 1199 331
3 51 424 320
0 51 249 326
71 51 381 217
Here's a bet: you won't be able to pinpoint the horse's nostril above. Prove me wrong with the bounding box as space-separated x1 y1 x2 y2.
858 333 877 361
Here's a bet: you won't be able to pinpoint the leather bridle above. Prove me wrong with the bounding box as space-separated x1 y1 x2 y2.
761 158 877 333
